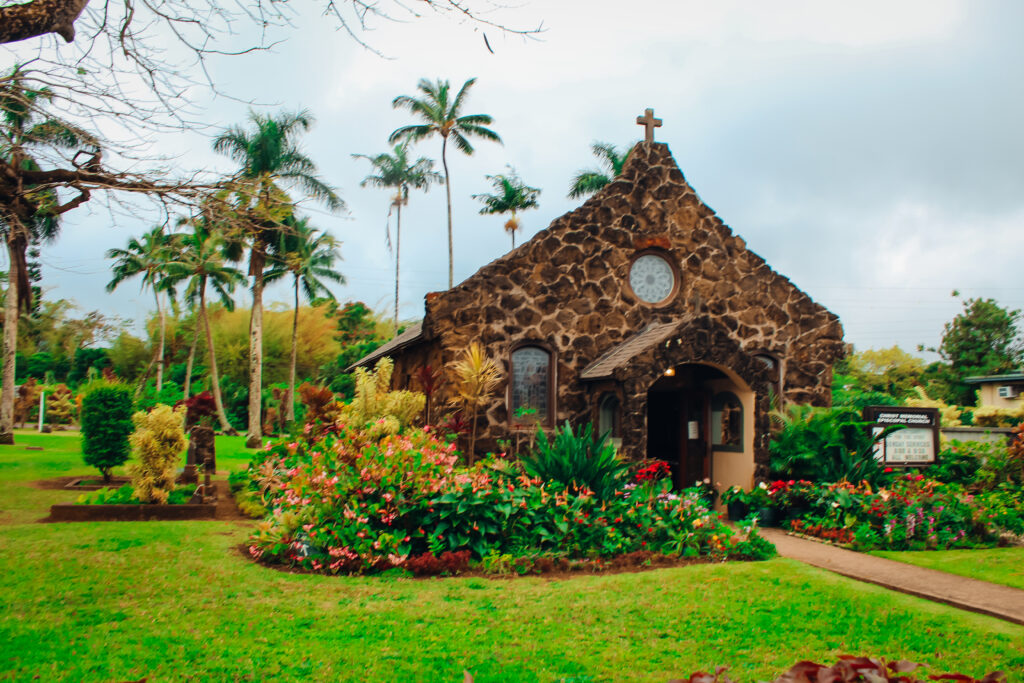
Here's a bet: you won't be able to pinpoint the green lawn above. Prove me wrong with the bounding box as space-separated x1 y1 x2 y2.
874 548 1024 591
1 432 1022 682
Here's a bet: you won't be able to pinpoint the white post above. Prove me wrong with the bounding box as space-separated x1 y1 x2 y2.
38 391 45 431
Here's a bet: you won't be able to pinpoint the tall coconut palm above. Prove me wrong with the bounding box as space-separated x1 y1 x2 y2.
472 169 540 249
106 225 175 395
567 141 634 199
0 67 90 444
265 217 345 423
389 78 501 289
163 220 245 434
213 109 343 448
354 142 441 332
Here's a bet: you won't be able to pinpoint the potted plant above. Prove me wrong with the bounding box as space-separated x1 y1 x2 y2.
720 486 751 521
747 481 778 526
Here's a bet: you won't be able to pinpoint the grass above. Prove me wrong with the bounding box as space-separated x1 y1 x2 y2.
1 431 1022 681
0 429 259 525
873 548 1024 591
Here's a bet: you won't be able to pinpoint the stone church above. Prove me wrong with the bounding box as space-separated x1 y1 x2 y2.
355 122 844 492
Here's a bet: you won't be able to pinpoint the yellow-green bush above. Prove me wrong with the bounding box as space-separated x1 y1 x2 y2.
128 404 187 504
972 404 1024 428
341 357 425 435
905 387 963 426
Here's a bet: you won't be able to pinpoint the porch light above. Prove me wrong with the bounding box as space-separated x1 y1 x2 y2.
664 367 675 377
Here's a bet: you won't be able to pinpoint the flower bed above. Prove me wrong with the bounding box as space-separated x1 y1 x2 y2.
780 474 1024 551
240 425 775 576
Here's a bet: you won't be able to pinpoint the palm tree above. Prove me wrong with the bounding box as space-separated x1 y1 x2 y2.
0 67 90 444
265 217 345 423
354 142 441 332
389 78 501 289
106 226 175 395
567 141 634 199
163 219 245 434
213 109 343 448
472 169 540 249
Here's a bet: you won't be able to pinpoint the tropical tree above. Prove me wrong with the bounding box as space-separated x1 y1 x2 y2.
567 141 634 199
472 169 540 249
212 109 343 448
0 66 93 444
265 217 345 423
389 77 501 289
354 142 441 332
106 225 175 395
162 218 245 434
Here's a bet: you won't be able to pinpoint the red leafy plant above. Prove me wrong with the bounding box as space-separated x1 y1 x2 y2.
668 657 1005 683
404 550 471 576
177 391 217 429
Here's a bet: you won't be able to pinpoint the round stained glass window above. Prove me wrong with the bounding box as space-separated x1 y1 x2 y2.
629 253 676 304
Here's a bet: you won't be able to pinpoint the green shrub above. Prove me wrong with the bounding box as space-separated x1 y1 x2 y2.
768 405 889 485
931 440 983 485
80 383 134 483
519 421 628 499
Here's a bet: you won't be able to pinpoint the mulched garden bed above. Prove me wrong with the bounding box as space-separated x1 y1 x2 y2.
241 547 734 581
38 481 247 523
46 501 219 522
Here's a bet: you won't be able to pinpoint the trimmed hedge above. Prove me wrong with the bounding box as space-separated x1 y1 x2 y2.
80 383 134 483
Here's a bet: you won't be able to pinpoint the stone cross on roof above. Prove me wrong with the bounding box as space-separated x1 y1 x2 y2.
636 108 663 143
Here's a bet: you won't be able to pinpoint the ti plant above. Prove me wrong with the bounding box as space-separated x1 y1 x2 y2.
449 343 500 465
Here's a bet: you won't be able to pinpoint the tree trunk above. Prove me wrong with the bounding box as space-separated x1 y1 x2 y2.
0 0 90 45
442 135 453 289
467 402 478 467
394 198 401 334
286 275 299 424
200 279 235 434
0 239 19 445
246 248 265 449
183 314 197 399
153 287 165 393
134 345 159 399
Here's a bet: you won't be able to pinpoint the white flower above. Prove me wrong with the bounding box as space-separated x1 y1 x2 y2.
758 482 768 490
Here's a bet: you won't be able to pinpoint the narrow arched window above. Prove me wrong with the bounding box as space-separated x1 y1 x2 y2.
598 393 620 440
510 346 552 426
711 392 743 451
754 352 784 407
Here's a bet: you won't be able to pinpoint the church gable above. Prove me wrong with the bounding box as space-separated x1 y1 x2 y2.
423 141 842 412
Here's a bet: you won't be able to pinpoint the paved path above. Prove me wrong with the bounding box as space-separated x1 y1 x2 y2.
760 528 1024 626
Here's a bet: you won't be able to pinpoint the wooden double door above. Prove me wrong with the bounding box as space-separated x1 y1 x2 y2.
647 389 711 490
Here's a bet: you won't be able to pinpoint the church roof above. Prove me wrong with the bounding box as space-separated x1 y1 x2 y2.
348 322 424 370
580 321 679 380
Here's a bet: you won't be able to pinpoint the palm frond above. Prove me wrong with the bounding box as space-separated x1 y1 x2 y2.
567 171 611 199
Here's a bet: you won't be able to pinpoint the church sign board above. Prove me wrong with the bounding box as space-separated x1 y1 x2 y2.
862 406 940 466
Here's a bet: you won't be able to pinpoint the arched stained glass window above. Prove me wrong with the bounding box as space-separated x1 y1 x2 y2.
711 392 743 451
511 346 551 424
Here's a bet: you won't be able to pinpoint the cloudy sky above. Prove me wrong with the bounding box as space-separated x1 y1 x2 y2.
8 0 1024 358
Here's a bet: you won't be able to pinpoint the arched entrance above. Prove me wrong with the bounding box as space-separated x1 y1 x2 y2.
647 363 755 493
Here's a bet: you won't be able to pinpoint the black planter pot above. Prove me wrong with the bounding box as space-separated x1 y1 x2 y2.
727 501 750 522
756 507 780 527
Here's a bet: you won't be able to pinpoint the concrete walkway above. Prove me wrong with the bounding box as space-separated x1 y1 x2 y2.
760 528 1024 626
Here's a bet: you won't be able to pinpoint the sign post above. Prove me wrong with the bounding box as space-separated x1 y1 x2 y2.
862 406 940 466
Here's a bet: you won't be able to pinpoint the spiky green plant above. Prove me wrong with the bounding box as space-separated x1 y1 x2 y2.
519 421 628 500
